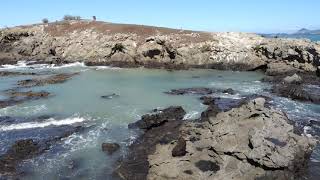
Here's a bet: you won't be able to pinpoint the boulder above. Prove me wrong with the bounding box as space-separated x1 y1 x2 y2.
172 137 187 157
283 73 302 84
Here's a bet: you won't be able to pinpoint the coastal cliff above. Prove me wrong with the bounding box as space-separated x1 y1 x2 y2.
1 20 319 73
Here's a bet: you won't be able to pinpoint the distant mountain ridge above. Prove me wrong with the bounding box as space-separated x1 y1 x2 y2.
294 28 320 35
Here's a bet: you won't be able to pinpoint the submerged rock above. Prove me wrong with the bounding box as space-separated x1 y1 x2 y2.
17 73 79 87
0 71 36 77
165 88 214 95
0 139 42 176
0 90 50 109
102 143 120 155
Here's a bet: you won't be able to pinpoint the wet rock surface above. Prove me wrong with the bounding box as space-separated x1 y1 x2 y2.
0 139 42 176
0 124 85 177
165 87 236 96
116 98 316 180
17 73 79 87
164 87 214 95
115 106 186 180
128 106 186 130
266 72 320 104
102 143 120 155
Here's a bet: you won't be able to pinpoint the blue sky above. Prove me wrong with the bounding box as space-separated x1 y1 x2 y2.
0 0 319 33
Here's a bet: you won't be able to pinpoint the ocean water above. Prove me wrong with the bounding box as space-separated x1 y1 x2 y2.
264 34 320 42
0 62 319 179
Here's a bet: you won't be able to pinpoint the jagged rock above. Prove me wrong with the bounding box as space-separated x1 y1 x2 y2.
266 62 299 76
272 84 320 104
128 106 186 130
101 143 120 155
115 106 186 180
317 66 320 77
146 98 316 180
283 73 302 84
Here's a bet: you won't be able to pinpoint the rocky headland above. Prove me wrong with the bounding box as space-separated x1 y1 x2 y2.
0 20 319 74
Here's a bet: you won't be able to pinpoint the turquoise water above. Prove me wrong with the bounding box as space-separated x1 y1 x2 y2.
0 62 319 179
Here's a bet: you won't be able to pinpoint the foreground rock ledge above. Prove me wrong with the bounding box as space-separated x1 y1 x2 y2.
116 98 316 180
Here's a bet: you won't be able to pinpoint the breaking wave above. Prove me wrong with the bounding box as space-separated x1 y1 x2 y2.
0 117 86 131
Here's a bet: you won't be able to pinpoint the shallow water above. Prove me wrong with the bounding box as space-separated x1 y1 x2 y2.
0 62 319 179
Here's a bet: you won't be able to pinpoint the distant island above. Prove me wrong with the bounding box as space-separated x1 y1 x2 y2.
294 28 320 35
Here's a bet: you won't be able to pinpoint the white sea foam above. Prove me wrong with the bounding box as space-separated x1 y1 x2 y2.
0 61 86 70
93 66 122 70
0 61 28 69
0 117 86 131
184 111 200 120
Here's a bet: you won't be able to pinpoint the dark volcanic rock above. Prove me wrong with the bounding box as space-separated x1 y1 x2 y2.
17 73 79 87
172 137 187 157
222 88 235 95
101 143 120 155
128 106 186 130
115 106 186 180
165 87 213 95
101 93 120 99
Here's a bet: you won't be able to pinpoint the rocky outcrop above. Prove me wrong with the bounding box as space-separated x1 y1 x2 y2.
147 98 316 180
1 21 319 72
116 98 316 180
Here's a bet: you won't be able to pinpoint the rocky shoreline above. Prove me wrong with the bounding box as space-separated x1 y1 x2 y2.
0 21 319 74
115 97 316 180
